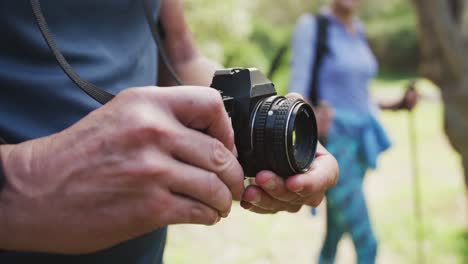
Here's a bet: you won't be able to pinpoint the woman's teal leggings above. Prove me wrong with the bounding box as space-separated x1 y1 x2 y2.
318 136 378 264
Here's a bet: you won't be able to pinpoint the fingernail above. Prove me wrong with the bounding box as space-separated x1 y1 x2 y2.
292 186 304 193
263 179 276 190
232 145 239 158
290 178 304 192
245 194 261 204
251 195 261 204
221 210 229 218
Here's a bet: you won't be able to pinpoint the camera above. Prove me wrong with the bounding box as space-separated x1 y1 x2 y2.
210 68 318 178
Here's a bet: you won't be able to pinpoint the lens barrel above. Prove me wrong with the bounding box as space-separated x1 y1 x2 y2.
251 96 318 177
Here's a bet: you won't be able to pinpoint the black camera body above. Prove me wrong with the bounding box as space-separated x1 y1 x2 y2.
211 68 318 178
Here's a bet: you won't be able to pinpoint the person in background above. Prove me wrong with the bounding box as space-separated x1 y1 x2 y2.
289 0 418 263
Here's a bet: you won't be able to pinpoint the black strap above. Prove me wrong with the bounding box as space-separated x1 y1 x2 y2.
142 0 183 86
30 0 115 105
29 0 183 106
309 14 329 106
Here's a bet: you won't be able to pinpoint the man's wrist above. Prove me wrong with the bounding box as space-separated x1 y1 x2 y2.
0 145 14 194
0 144 32 251
0 145 13 250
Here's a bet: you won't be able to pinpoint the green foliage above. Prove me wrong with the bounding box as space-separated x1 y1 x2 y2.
185 0 418 80
184 0 255 63
364 0 419 73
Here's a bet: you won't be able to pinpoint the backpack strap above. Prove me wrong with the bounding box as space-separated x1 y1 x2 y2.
309 14 330 106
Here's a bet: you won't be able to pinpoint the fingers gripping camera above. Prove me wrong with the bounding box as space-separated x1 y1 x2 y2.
211 68 318 178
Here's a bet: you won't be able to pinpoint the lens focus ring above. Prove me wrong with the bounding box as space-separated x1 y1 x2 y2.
253 97 276 170
251 96 317 178
271 98 297 176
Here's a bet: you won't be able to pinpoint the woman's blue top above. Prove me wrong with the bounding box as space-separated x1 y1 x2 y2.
289 12 391 168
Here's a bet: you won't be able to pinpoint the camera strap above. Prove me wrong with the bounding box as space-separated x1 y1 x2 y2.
29 0 183 106
30 0 114 105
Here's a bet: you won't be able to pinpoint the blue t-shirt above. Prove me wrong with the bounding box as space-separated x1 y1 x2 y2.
0 1 167 263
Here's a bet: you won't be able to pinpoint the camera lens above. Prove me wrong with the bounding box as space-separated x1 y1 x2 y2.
251 96 318 177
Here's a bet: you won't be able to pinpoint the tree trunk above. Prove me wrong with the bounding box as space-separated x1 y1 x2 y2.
412 0 468 189
441 86 468 189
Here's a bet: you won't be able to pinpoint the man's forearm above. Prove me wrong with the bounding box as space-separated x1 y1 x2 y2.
157 0 222 87
156 26 221 87
159 55 222 87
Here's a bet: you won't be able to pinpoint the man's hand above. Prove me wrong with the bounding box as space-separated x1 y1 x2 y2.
240 144 338 213
240 93 338 214
0 86 244 254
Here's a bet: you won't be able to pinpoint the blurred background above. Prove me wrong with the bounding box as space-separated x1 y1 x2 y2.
164 0 467 263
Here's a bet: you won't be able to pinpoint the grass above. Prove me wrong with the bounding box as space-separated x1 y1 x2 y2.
164 73 467 264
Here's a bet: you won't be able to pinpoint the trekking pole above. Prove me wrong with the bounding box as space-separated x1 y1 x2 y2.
406 81 424 264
